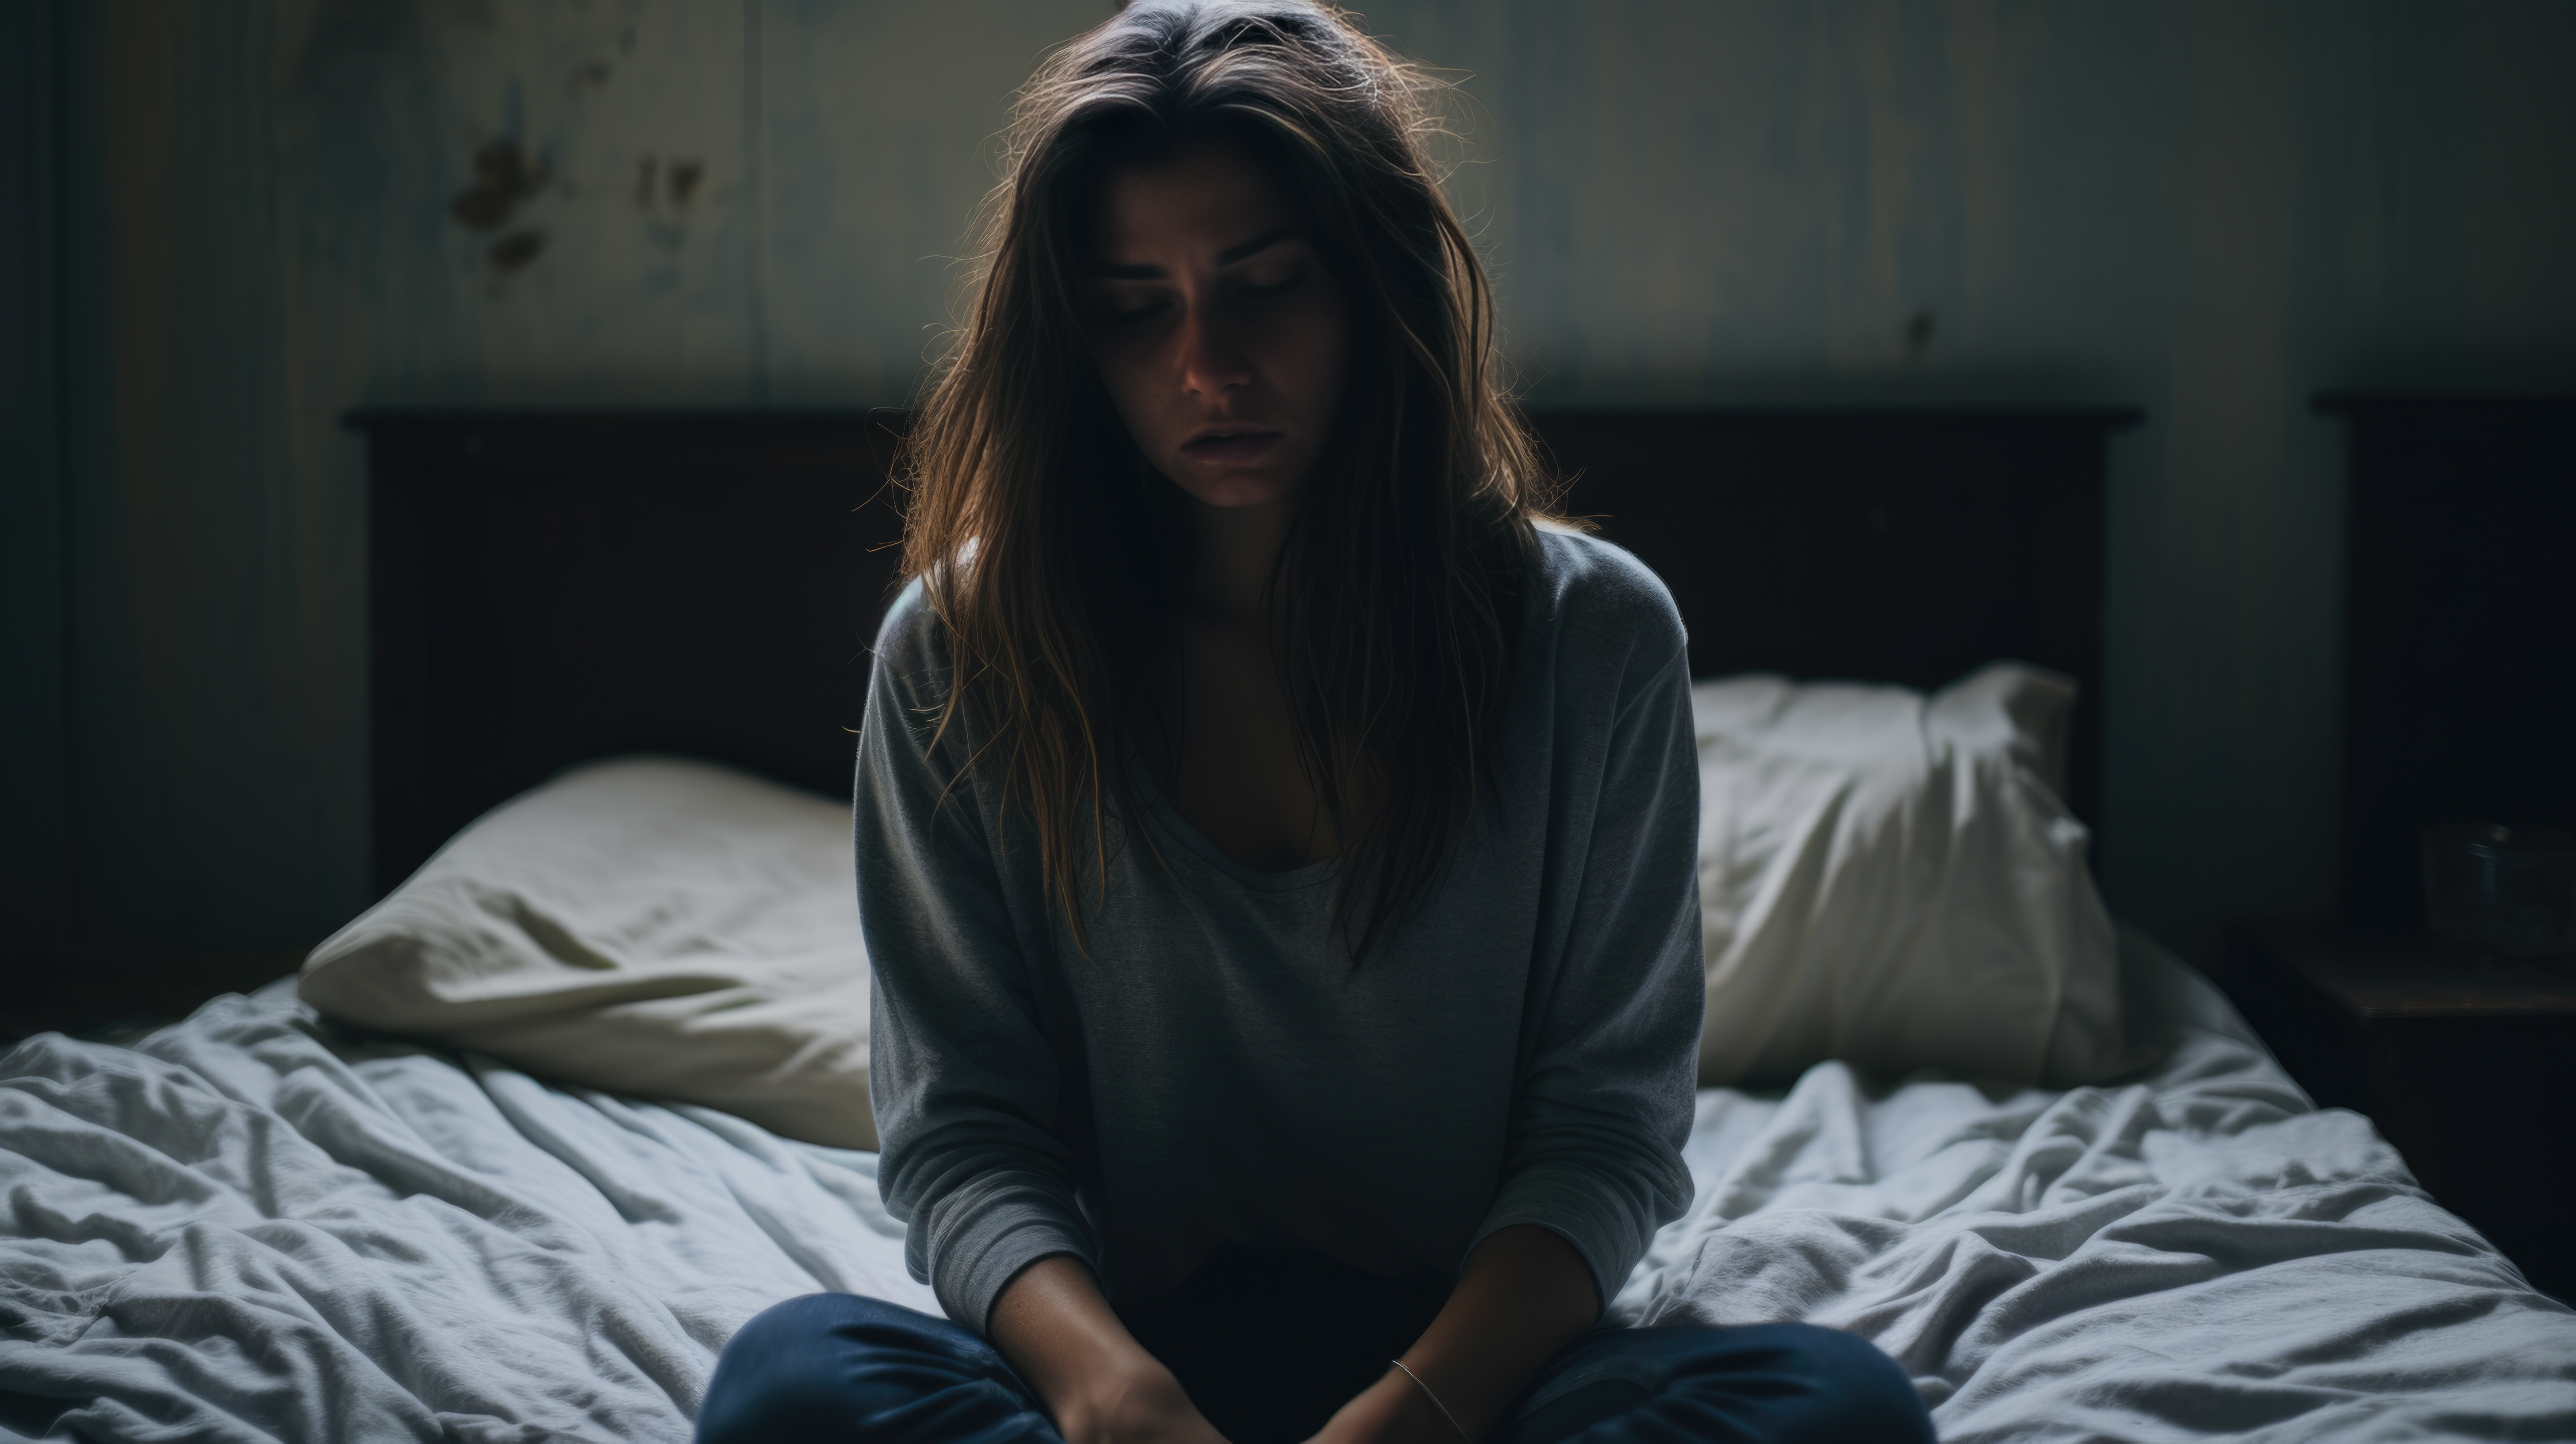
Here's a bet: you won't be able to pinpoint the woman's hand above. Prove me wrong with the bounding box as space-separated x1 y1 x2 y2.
990 1255 1230 1444
1304 1225 1601 1444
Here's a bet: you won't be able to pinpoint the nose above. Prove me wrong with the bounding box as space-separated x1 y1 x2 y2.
1177 305 1251 397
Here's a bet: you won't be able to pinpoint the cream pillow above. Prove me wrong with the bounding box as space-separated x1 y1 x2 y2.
1694 663 2153 1088
301 757 875 1148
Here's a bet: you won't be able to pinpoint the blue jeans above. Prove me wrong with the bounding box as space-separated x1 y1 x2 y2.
699 1252 1930 1444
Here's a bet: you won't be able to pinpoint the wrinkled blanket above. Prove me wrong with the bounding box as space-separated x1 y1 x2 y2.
1609 941 2576 1439
4 946 2572 1442
0 994 931 1443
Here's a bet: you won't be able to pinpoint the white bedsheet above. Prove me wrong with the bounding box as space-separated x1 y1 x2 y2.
4 945 2572 1443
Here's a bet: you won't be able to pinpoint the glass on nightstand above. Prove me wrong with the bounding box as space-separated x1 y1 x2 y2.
2421 823 2576 960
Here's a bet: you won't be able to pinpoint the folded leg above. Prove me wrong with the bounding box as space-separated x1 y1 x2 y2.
1507 1323 1932 1444
696 1292 1061 1444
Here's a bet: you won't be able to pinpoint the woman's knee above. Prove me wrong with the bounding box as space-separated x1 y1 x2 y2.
697 1293 1038 1444
1679 1322 1931 1444
729 1292 915 1354
1514 1321 1930 1444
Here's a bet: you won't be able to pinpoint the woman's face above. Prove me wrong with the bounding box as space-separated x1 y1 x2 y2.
1086 140 1350 512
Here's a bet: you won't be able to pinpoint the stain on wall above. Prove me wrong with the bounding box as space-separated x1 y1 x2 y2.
48 0 1107 959
41 0 2576 961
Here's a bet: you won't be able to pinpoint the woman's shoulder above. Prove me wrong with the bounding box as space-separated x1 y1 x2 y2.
870 576 955 690
877 572 959 647
1528 522 1686 656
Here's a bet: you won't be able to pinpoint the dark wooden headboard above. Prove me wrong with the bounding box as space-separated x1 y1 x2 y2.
349 407 2134 896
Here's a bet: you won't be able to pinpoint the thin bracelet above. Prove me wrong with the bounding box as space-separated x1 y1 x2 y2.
1388 1359 1470 1442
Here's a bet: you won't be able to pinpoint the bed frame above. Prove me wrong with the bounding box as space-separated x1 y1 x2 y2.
348 408 2137 896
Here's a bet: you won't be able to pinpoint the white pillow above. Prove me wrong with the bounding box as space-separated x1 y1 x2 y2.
300 757 875 1148
1693 662 2152 1088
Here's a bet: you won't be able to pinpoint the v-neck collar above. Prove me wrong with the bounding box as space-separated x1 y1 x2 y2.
1124 758 1341 895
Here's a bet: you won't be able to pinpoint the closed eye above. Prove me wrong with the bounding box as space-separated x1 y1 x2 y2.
1233 272 1305 300
1095 293 1171 328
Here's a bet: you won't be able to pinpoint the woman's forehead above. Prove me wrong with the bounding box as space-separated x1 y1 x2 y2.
1091 141 1300 268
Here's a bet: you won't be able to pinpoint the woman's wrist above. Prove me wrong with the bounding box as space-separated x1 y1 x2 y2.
1386 1360 1472 1442
1049 1347 1186 1443
991 1257 1154 1433
1312 1367 1466 1444
1321 1227 1597 1444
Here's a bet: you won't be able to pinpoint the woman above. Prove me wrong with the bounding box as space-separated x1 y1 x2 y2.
700 4 1932 1441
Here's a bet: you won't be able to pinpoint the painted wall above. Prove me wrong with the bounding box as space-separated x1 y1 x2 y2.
2 2 71 964
29 0 2576 966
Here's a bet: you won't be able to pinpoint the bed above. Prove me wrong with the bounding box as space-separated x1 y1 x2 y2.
3 410 2570 1443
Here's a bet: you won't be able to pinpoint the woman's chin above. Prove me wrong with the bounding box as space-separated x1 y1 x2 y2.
1166 468 1303 511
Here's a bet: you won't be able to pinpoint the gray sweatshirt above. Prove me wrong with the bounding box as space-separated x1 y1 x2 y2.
858 527 1702 1332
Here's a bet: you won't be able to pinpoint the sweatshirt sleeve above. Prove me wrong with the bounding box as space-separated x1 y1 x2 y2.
1472 555 1703 1307
859 584 1097 1332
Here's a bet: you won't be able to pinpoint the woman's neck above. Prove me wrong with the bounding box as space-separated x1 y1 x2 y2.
1186 495 1296 623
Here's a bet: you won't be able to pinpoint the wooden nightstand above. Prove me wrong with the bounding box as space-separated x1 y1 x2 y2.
2221 919 2576 1304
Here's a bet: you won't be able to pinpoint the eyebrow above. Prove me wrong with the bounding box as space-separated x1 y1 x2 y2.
1091 227 1300 279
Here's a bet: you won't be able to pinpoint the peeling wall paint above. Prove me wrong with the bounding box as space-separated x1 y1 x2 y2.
42 0 2576 960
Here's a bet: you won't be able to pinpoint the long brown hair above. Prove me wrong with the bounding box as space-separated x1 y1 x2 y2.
900 0 1558 958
